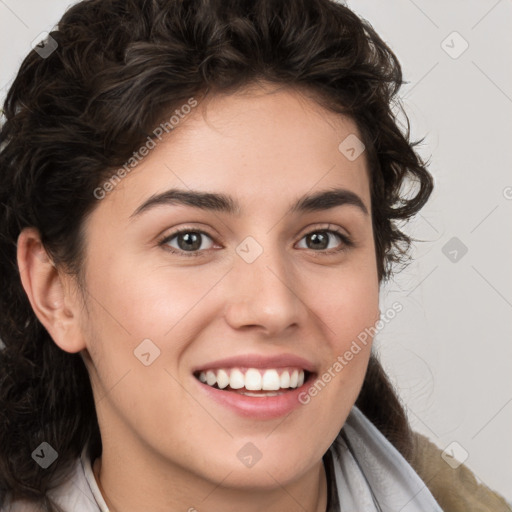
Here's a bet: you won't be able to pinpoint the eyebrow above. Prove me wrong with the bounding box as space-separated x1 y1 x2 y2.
130 187 369 219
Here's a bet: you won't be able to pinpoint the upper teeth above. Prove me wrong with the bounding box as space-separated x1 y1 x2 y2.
197 368 306 391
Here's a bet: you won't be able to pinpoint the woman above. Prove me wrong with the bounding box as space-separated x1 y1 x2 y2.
0 0 509 511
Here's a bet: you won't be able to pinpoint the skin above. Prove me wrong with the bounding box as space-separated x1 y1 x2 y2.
18 82 380 512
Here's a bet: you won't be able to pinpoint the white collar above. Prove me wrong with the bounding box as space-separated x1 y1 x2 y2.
81 445 110 512
333 405 443 511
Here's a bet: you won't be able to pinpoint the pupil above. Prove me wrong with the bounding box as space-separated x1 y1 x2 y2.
179 232 201 251
309 232 327 250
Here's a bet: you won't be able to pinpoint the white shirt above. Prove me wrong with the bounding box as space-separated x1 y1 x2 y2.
2 405 444 511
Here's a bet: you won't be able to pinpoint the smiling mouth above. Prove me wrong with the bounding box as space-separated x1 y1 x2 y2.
193 367 313 396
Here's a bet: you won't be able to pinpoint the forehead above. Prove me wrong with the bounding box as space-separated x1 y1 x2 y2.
96 83 371 220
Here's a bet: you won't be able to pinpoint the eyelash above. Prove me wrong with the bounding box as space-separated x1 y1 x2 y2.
157 224 354 258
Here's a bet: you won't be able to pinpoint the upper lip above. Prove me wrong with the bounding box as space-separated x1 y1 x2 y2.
191 353 317 374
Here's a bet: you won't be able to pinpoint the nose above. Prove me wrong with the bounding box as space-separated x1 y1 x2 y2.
223 242 303 337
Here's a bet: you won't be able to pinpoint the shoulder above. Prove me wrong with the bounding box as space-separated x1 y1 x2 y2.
408 431 512 512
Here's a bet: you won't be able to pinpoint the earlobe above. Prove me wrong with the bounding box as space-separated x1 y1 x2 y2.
17 227 86 354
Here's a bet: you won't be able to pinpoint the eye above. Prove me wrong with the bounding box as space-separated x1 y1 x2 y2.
158 228 215 257
296 226 353 254
158 225 353 258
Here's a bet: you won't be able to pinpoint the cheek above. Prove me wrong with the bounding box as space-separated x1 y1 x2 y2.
79 254 231 422
84 250 209 340
79 263 198 437
308 256 379 398
315 262 380 346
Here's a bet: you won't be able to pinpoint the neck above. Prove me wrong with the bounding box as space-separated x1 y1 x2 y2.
92 446 328 512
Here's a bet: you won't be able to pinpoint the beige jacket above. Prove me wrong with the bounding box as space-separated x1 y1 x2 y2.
409 432 511 512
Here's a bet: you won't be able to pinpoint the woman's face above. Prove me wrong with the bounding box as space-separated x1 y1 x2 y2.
77 84 380 491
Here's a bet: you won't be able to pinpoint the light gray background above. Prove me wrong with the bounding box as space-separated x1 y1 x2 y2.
1 0 511 503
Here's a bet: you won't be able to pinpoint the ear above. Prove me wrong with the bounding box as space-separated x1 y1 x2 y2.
17 227 86 353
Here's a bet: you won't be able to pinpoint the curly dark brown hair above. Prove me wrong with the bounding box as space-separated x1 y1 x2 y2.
0 0 433 510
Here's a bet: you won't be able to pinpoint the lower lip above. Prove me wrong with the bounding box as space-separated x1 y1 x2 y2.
194 374 314 420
